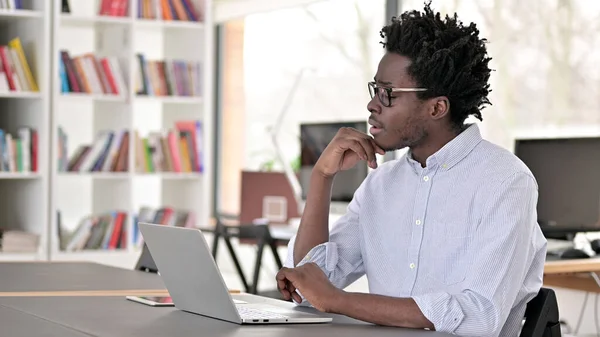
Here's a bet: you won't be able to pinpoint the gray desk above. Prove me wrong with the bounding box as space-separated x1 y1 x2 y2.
0 294 452 337
0 304 90 337
0 262 165 292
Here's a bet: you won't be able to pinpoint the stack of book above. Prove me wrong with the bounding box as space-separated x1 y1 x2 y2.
137 0 202 22
134 54 201 97
0 37 38 93
59 51 128 96
0 230 39 253
134 120 202 173
0 127 38 173
132 206 196 249
58 128 130 173
60 211 128 251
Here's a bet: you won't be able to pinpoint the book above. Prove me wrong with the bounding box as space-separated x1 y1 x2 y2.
59 50 127 96
134 54 201 97
0 38 38 92
132 206 196 248
60 211 128 251
0 127 37 173
59 128 129 173
134 121 203 173
0 230 39 253
61 0 70 13
0 0 23 10
99 0 128 17
137 0 202 22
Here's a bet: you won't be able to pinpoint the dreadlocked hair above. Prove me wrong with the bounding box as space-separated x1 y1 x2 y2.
380 1 492 128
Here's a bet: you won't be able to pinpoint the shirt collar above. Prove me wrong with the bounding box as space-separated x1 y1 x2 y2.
406 123 483 170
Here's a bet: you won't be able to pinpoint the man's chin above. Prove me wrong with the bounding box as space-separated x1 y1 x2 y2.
376 140 409 153
372 137 398 153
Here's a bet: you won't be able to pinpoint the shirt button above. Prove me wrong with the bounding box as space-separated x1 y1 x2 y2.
423 176 429 182
416 219 422 225
410 263 416 269
442 164 448 169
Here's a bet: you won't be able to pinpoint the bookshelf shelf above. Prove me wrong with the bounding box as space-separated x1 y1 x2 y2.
0 173 42 180
134 19 204 30
0 252 40 262
0 9 44 21
0 91 43 99
59 14 132 26
59 93 128 102
57 173 130 179
135 172 202 179
135 95 203 104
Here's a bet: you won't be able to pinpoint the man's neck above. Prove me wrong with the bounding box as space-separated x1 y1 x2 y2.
410 126 464 167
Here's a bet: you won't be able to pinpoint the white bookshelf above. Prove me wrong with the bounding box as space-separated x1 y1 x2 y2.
49 0 214 269
0 2 51 262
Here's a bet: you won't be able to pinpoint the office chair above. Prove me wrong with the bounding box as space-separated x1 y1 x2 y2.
211 213 285 295
520 287 561 337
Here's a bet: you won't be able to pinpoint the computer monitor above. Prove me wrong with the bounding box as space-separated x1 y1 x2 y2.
514 136 600 236
299 121 369 211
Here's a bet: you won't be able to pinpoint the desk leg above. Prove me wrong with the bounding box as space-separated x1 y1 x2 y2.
224 237 251 293
251 240 265 294
591 272 600 288
270 241 283 269
211 231 220 258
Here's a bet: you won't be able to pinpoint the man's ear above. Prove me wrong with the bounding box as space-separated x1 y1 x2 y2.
429 96 450 120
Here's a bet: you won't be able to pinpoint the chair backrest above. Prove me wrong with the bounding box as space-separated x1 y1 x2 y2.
520 287 561 337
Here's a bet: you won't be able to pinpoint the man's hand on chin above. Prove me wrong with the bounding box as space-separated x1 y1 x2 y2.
275 263 344 313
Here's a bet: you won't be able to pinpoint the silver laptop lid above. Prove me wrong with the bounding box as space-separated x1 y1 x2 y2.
138 223 242 323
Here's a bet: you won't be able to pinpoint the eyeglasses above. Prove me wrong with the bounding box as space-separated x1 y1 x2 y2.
368 81 427 107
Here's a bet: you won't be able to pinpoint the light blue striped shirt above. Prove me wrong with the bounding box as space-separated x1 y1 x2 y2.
285 123 547 337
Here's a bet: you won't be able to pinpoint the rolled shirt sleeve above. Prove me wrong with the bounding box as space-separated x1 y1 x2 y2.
411 172 544 336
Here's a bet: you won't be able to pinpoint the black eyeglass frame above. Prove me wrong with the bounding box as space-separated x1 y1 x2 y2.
368 81 428 107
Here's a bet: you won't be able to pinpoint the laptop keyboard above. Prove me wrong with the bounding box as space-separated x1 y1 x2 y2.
236 305 289 319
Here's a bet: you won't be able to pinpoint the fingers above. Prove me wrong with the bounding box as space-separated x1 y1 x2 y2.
340 128 383 168
276 267 290 281
370 138 385 155
291 291 303 304
342 137 377 169
356 137 377 168
276 268 304 303
277 279 291 300
276 268 291 300
342 138 369 162
284 279 302 303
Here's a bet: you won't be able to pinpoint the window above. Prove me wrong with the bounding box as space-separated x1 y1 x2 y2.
400 0 600 149
218 0 386 214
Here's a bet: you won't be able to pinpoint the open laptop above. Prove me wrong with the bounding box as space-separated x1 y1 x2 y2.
138 222 332 324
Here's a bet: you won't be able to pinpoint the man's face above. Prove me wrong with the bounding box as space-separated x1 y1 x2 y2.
367 52 431 152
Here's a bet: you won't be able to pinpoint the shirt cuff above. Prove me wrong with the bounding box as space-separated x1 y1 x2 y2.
295 242 339 272
412 292 465 334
